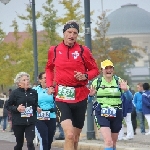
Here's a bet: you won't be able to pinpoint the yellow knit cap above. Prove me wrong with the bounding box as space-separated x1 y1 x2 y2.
101 59 114 69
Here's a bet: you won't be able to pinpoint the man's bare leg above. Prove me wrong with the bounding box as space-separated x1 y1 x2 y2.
61 119 75 150
73 127 81 150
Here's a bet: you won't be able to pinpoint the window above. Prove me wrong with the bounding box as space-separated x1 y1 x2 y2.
144 61 149 67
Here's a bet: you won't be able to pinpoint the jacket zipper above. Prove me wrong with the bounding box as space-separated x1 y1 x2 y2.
67 47 70 59
25 91 28 123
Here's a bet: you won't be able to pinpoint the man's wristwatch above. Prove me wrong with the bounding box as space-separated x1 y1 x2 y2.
89 95 93 97
85 73 88 79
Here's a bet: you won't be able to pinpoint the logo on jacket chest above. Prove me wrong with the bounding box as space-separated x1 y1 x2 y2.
72 51 79 59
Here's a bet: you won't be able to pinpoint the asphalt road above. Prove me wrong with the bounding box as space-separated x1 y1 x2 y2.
0 140 63 150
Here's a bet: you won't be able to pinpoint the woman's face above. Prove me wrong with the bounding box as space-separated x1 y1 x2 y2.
18 75 30 89
39 73 46 86
102 66 114 78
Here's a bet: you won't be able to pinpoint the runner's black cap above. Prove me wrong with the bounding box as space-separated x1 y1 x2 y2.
63 21 79 33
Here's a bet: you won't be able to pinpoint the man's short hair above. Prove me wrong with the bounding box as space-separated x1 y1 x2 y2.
137 83 143 87
143 83 150 91
9 89 12 92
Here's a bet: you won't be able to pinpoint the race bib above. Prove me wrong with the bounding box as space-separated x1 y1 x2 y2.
37 111 50 120
56 85 75 100
101 107 116 117
21 106 33 117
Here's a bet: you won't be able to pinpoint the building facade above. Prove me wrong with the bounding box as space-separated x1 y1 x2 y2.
106 4 150 85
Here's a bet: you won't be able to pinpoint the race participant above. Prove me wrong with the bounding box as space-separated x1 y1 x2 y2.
89 59 132 150
7 72 38 150
45 20 99 150
33 72 56 150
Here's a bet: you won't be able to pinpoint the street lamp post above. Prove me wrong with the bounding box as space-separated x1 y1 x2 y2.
1 0 38 84
84 0 95 140
31 0 38 84
145 46 150 79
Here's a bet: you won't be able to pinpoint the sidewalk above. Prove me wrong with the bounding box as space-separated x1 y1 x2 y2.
52 128 150 150
0 140 40 150
0 128 149 150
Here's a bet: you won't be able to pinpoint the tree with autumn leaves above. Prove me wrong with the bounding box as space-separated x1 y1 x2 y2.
0 22 10 91
92 11 143 82
0 0 84 90
93 11 142 66
0 0 143 90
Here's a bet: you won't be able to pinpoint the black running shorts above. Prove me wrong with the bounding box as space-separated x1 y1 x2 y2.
56 99 87 129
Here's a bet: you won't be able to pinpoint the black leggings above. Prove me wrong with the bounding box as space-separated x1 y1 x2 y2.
13 124 35 150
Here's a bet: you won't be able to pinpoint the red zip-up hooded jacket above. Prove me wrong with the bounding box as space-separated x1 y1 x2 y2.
45 42 99 103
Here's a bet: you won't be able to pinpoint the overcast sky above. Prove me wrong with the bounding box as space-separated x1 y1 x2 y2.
0 0 150 35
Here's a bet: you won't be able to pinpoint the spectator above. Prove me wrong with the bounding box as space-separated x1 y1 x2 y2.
130 89 137 135
118 94 134 140
7 89 13 132
133 83 146 134
3 99 8 131
131 100 137 135
142 83 150 135
0 97 4 127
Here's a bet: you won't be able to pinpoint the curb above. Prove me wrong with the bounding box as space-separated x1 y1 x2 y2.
52 140 149 150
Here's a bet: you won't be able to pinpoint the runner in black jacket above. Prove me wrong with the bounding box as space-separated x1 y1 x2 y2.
7 72 38 150
7 88 38 125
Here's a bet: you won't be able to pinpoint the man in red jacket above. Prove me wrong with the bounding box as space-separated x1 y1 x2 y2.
45 20 99 150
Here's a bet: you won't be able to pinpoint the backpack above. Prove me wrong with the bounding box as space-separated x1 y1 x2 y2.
96 75 122 95
53 45 86 69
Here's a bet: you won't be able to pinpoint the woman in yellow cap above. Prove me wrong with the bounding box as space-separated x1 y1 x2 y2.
88 59 133 150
